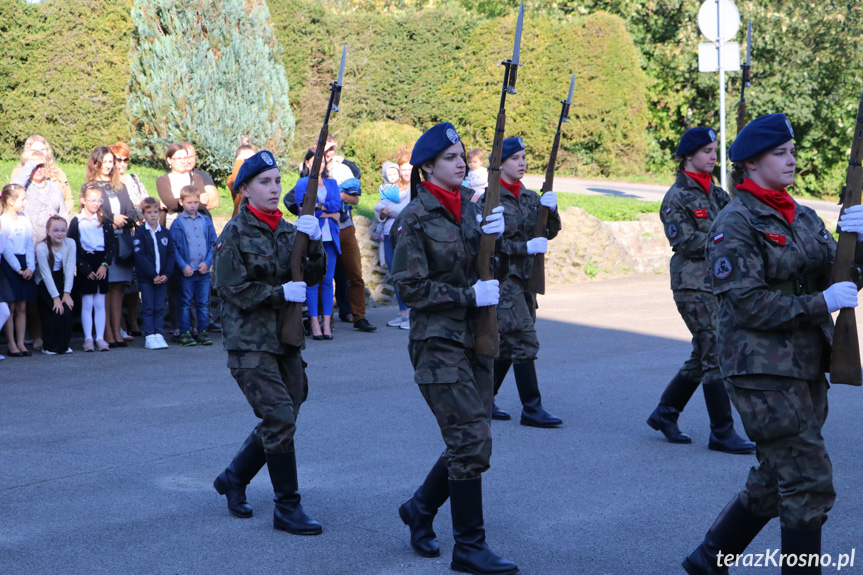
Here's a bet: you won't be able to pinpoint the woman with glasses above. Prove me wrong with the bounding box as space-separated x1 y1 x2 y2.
156 143 209 228
110 142 151 340
183 143 220 211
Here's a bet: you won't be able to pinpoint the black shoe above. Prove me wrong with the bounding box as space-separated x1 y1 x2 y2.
171 331 181 343
703 382 756 454
207 323 222 333
513 361 562 428
130 330 144 337
450 477 518 575
491 401 511 421
399 456 449 558
339 313 354 323
322 334 333 340
781 526 821 574
266 450 322 535
116 341 127 348
21 350 32 356
647 372 701 444
682 495 770 575
353 318 377 332
195 330 214 346
213 430 266 518
312 334 324 341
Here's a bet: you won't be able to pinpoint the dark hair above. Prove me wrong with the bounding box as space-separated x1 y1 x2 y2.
1 183 25 211
42 215 67 271
85 146 120 188
140 196 159 212
300 147 330 179
79 182 104 219
165 142 187 160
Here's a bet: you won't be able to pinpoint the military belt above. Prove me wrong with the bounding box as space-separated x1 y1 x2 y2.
766 278 813 296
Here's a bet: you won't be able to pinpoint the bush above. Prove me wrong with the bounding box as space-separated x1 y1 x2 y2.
342 121 421 180
0 0 133 161
127 0 295 181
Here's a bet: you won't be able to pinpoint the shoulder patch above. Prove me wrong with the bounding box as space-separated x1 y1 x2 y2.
713 256 733 280
664 207 672 215
666 223 678 239
713 233 724 244
216 242 222 251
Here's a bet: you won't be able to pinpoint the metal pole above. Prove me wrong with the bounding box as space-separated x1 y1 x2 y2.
717 0 728 190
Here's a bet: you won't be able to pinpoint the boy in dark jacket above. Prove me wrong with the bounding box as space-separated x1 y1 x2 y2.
134 197 176 350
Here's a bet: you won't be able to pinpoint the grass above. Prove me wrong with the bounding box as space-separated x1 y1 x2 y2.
0 160 660 223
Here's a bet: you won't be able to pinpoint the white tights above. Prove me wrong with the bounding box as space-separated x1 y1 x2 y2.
0 302 10 333
81 292 106 341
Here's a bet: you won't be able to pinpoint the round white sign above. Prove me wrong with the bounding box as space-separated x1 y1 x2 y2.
698 0 740 42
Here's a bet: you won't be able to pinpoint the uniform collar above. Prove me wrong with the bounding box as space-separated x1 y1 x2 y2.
417 185 471 219
736 185 799 224
676 169 712 195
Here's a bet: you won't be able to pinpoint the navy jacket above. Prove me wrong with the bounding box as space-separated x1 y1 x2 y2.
133 223 176 283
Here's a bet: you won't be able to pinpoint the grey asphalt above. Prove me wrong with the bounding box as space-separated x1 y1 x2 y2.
2 275 862 574
522 175 842 221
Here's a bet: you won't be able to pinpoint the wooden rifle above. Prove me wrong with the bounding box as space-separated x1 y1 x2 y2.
736 21 752 135
528 75 573 295
475 3 523 358
280 46 346 347
829 90 863 386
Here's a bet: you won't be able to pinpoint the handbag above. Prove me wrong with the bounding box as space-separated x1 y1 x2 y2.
115 230 134 263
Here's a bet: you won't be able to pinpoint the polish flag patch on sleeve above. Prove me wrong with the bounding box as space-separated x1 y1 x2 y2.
216 242 222 251
713 233 724 244
664 207 672 215
397 225 403 235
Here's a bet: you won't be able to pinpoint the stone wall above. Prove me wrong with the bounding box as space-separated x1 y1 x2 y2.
354 207 672 306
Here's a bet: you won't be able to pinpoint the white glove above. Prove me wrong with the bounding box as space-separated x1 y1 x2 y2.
526 237 548 255
540 191 557 210
296 215 322 241
472 279 500 307
823 281 858 313
476 206 505 238
282 281 307 303
838 205 863 241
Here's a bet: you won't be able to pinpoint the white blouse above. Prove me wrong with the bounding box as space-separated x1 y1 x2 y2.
76 212 105 252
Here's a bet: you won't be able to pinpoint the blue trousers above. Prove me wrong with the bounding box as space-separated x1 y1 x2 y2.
140 281 168 336
179 272 210 333
384 234 408 312
307 242 338 317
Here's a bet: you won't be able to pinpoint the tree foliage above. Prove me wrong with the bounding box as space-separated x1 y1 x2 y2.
127 0 295 180
0 0 133 160
342 121 421 178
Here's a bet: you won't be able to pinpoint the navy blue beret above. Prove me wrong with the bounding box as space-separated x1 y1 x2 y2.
729 114 795 163
410 122 462 167
232 150 279 192
501 136 526 162
676 127 717 157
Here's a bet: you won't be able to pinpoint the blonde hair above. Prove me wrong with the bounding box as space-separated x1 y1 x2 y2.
21 149 48 166
79 183 104 218
180 184 201 200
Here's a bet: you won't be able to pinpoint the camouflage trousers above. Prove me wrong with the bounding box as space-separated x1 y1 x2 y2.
496 277 540 363
227 350 309 455
409 337 493 480
673 290 720 386
726 375 834 530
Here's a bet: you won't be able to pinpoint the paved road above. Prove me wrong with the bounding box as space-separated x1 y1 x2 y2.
522 175 842 221
2 275 862 574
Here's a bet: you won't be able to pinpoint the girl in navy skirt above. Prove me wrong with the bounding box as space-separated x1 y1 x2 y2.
35 215 76 355
67 184 114 352
1 184 36 357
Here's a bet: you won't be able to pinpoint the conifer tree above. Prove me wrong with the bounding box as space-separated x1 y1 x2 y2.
127 0 294 179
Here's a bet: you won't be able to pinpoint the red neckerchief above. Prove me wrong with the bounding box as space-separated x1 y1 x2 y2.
421 181 462 223
246 204 283 231
736 178 796 224
500 178 521 199
682 170 712 196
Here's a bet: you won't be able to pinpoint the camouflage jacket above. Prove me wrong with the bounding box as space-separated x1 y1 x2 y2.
214 206 326 353
392 185 484 347
661 170 730 295
477 182 561 286
706 191 841 380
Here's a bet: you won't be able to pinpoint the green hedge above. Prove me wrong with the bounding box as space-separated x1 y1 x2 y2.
342 121 421 182
0 0 133 161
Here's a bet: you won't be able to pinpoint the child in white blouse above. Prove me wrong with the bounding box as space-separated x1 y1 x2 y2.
36 216 76 354
0 184 36 357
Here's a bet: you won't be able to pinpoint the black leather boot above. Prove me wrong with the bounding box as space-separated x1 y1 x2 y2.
646 372 700 443
492 358 512 421
450 477 519 575
399 456 450 557
781 526 822 574
513 361 561 428
682 495 771 575
703 382 756 454
266 450 322 535
213 429 266 518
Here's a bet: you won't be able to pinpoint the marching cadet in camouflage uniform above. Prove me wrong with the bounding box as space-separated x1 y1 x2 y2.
212 151 328 536
647 127 755 454
683 114 863 574
392 123 518 575
477 136 563 428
